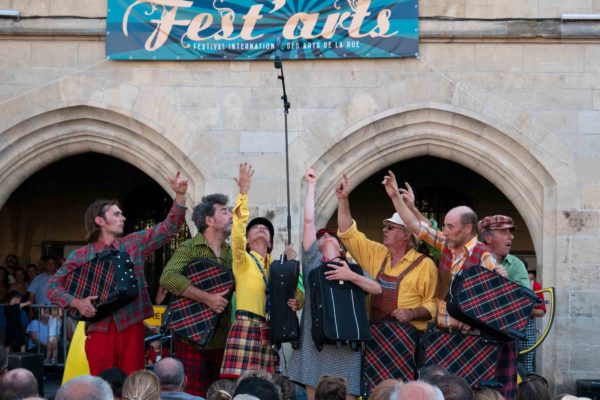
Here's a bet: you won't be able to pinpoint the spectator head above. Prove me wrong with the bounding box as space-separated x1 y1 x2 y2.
4 254 19 270
206 379 235 400
369 379 401 400
0 368 39 400
154 357 186 392
122 370 160 400
6 290 22 305
99 367 127 400
233 376 280 400
12 267 26 283
44 256 59 275
55 375 113 400
418 365 451 383
430 374 473 400
191 194 231 235
84 199 122 243
393 381 444 400
25 264 37 282
314 375 347 400
473 388 504 400
0 348 8 377
272 374 296 400
443 206 478 249
516 374 551 400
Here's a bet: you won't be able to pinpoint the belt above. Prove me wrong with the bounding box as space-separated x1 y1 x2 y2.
236 310 266 322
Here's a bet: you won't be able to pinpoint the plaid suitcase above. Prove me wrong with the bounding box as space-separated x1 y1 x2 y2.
308 261 371 351
446 265 541 340
418 331 503 388
163 258 234 346
269 258 300 345
362 321 418 398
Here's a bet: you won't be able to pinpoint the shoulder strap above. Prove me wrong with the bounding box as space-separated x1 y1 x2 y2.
396 254 427 285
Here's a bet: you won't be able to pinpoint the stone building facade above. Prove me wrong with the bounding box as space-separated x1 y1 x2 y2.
1 0 600 393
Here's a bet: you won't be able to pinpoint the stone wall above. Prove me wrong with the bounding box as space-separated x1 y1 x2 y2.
1 0 600 392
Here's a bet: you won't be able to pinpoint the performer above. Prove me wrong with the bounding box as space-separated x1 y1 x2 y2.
47 172 188 375
336 173 438 331
382 172 517 399
287 164 381 399
159 194 233 397
220 163 301 378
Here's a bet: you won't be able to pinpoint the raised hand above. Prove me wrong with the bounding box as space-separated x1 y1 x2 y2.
335 173 350 200
399 181 416 209
234 163 254 195
168 171 188 195
304 162 317 185
382 170 400 199
285 243 297 260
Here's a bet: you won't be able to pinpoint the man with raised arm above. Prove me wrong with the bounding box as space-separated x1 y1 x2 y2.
160 194 233 396
336 173 438 330
48 172 188 375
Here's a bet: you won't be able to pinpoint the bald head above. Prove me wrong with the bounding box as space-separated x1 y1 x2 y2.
443 206 479 249
394 381 444 400
154 357 185 391
0 368 39 400
55 376 113 400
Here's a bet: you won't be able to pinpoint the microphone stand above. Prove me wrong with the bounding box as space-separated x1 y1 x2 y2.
275 57 292 245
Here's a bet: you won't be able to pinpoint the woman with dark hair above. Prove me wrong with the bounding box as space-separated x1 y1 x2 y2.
287 164 382 399
9 267 28 296
516 374 551 400
315 376 348 400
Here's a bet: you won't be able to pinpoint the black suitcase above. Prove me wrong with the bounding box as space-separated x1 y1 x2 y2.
269 257 300 346
308 261 371 351
418 331 503 388
362 321 418 398
447 265 541 341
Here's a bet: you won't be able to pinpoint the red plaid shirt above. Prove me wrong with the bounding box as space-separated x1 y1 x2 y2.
47 202 186 333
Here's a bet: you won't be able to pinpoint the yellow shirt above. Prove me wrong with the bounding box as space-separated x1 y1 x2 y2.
232 193 271 318
338 220 438 331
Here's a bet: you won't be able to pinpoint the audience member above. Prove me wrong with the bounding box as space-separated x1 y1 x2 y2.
516 374 551 400
418 365 450 383
473 388 504 400
0 368 39 400
154 357 204 400
314 375 347 400
26 310 49 352
8 268 28 296
28 256 58 305
206 379 235 400
272 374 296 400
4 255 20 281
55 375 114 400
233 375 280 400
369 379 401 400
122 370 161 400
99 367 127 400
430 374 473 400
3 291 31 352
393 381 444 400
25 265 37 283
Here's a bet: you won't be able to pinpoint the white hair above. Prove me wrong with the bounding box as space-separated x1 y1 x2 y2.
55 375 114 400
392 381 444 400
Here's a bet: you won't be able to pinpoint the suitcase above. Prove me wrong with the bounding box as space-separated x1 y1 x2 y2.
163 258 234 346
362 321 418 398
446 265 541 340
269 258 300 346
418 331 503 388
308 261 371 351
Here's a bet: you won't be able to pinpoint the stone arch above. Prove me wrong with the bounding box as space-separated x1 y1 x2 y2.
0 105 205 210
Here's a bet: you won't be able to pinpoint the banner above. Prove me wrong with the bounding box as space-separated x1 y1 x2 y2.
106 0 418 60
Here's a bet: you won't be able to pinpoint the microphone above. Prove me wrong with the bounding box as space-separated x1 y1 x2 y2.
274 34 282 69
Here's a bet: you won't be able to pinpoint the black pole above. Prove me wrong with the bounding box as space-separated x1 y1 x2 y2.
275 52 292 245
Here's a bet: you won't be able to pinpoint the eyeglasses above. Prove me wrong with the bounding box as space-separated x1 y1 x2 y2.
383 224 403 231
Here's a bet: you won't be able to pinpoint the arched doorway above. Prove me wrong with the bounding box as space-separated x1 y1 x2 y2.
0 152 189 299
324 156 536 266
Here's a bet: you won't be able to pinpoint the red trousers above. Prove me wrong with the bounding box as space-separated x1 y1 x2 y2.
173 339 224 397
85 319 145 376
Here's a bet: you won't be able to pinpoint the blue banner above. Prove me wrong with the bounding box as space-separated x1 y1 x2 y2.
106 0 418 60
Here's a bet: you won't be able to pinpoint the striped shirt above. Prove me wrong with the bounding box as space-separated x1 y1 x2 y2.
160 233 232 350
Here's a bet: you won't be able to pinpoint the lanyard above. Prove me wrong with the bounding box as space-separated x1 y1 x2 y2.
248 252 271 316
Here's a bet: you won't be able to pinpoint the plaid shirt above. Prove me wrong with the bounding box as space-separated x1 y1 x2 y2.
160 233 232 350
417 221 497 329
47 202 186 333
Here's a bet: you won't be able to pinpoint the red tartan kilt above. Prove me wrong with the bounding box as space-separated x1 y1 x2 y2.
220 311 275 378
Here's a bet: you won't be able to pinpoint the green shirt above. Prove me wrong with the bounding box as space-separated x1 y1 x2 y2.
160 233 232 350
502 253 529 288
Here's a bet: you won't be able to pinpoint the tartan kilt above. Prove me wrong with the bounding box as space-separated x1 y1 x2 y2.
220 311 275 378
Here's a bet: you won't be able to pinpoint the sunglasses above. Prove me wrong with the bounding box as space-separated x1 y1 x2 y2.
383 224 404 231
